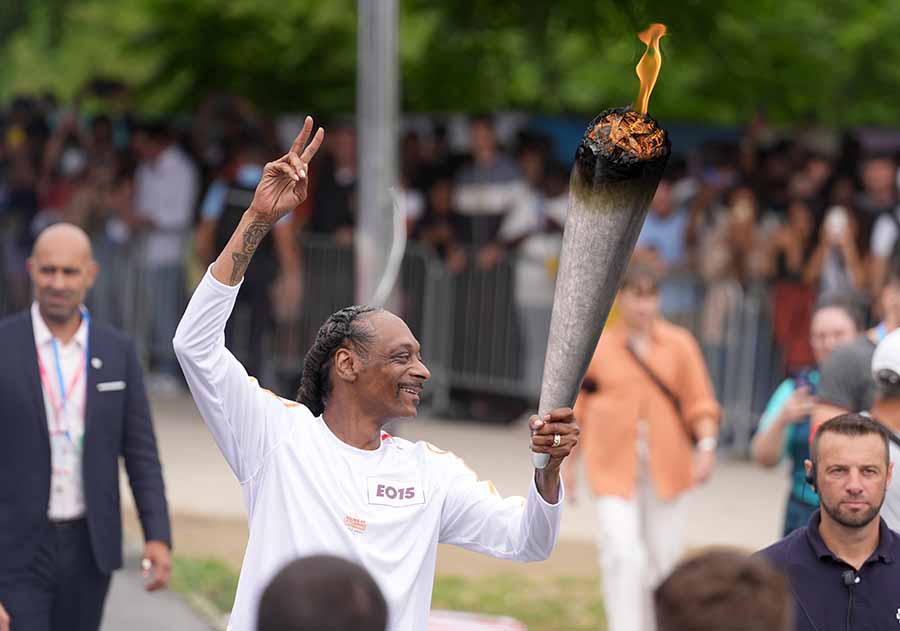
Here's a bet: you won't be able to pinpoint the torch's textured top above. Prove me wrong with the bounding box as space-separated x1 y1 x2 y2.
577 107 670 183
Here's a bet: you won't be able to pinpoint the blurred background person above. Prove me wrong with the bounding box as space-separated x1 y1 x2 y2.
450 115 529 419
256 555 387 631
812 261 900 432
131 120 199 395
413 176 467 273
303 121 356 246
453 115 525 268
752 296 861 535
868 329 900 531
858 154 900 295
803 204 866 301
564 263 720 631
769 199 817 373
698 184 778 410
654 548 792 631
632 173 697 327
497 151 567 396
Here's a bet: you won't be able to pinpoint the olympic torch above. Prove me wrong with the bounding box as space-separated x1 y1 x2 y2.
532 24 671 468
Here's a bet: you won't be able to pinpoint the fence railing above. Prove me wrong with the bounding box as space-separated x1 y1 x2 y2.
0 224 783 456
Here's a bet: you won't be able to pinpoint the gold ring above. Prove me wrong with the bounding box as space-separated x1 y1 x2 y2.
552 434 561 448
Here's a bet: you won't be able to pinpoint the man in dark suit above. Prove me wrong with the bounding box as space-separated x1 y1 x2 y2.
0 223 172 631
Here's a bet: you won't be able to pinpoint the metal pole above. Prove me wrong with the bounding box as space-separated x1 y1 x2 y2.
356 0 398 306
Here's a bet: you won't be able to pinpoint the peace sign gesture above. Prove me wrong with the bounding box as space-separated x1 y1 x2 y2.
248 116 325 224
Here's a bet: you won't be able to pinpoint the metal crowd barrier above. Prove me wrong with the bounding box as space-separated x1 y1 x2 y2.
0 223 783 457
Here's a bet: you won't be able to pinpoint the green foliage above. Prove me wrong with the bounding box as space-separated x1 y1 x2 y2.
432 574 606 630
3 0 900 124
136 0 357 114
170 556 239 615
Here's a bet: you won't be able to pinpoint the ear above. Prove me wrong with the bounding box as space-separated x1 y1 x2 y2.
888 462 894 487
804 459 813 478
332 347 359 384
85 260 99 289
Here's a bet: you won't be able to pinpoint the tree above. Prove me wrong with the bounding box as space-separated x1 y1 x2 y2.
3 0 900 125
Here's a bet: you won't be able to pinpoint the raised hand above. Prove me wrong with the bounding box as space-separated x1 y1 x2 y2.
779 386 815 425
248 116 325 224
213 117 326 285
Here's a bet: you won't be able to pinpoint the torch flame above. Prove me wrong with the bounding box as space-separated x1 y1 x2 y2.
634 23 667 115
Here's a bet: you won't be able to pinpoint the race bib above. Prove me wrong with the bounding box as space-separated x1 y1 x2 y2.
367 477 425 508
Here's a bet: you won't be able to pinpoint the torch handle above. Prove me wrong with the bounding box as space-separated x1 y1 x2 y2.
531 450 551 469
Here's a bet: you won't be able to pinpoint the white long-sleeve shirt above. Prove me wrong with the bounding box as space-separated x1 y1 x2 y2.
173 269 563 631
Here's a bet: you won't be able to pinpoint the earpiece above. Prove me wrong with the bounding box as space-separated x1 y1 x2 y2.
805 462 817 491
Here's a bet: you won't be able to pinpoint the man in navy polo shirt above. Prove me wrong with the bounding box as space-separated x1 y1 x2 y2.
759 413 900 631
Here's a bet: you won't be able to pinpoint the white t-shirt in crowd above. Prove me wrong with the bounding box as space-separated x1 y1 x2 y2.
869 208 900 259
134 144 199 267
173 269 563 631
883 438 900 532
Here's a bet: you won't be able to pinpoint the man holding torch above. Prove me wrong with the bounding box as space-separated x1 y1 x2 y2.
173 117 578 631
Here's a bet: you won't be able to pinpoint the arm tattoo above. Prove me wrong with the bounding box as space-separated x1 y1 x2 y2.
229 221 272 283
243 221 270 254
230 252 251 284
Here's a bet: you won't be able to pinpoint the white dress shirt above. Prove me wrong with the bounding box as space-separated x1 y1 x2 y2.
32 302 89 520
174 270 564 631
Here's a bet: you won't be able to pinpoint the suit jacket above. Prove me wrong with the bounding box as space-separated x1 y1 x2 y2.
0 310 171 574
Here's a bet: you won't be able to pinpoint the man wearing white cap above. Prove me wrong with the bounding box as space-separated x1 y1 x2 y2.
867 329 900 530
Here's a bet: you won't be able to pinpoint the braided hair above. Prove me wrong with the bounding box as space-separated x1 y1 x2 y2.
296 305 381 416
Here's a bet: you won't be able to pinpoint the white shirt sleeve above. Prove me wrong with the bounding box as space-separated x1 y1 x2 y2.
173 268 298 484
437 455 563 562
871 213 899 258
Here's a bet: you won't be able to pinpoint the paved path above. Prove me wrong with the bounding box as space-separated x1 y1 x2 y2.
102 554 214 631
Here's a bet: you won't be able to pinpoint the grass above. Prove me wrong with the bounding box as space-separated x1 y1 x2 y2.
171 557 240 615
432 574 606 630
171 556 606 631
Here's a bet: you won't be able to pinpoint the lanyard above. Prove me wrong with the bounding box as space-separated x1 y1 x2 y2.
37 310 90 449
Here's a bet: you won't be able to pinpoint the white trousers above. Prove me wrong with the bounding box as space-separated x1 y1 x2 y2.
595 457 687 631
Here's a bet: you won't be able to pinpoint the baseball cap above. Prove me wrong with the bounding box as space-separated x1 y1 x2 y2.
871 329 900 388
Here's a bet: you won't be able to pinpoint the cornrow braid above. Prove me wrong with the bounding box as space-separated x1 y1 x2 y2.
296 305 381 416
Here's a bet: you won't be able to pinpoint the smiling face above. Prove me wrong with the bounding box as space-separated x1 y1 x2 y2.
28 224 97 326
354 311 431 421
809 432 892 529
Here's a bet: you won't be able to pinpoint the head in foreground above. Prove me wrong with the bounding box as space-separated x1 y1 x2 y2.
257 554 387 631
808 413 893 529
654 548 792 631
296 306 430 422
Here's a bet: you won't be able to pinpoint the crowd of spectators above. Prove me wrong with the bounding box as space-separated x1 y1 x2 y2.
4 83 900 407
